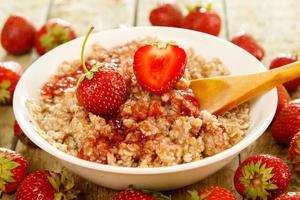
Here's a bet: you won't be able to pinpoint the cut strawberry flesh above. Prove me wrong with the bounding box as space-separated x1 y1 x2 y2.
133 44 187 94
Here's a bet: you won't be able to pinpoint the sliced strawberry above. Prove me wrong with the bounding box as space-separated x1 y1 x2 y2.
133 44 187 94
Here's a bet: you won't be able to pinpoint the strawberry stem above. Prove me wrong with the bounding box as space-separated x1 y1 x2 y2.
81 26 94 73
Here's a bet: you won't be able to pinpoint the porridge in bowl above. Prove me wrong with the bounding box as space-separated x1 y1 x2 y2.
26 38 250 167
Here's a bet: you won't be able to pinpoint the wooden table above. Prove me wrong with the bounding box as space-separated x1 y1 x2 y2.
1 0 300 199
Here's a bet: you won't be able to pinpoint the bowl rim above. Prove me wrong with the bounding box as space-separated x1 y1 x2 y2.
14 26 277 175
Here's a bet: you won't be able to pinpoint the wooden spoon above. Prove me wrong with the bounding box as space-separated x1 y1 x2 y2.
190 61 300 115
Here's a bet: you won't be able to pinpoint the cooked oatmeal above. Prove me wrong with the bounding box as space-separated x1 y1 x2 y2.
27 38 250 167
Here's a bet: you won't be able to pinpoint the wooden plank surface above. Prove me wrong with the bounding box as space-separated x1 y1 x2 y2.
1 0 300 199
226 0 300 194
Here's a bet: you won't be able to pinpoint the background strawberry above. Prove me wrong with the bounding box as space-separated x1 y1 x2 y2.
0 61 23 105
0 148 28 193
275 192 300 200
133 43 187 94
149 3 183 27
181 7 221 36
234 154 291 200
189 186 237 200
271 99 300 144
35 18 76 55
16 169 79 200
112 189 170 200
269 55 299 92
276 85 291 116
288 131 300 177
14 120 37 147
1 15 36 54
231 32 265 61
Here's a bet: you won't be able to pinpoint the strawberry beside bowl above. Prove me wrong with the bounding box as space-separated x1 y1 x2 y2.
13 27 277 190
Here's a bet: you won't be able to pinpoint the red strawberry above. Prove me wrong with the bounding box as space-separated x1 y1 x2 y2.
16 169 79 200
133 43 187 94
0 61 23 105
35 18 76 55
288 131 300 177
149 3 183 27
181 7 221 36
189 186 237 200
231 32 265 61
112 189 170 200
14 120 37 147
275 192 300 200
269 55 299 91
271 100 300 144
234 154 291 200
0 148 28 193
76 27 126 115
276 85 291 115
1 15 36 54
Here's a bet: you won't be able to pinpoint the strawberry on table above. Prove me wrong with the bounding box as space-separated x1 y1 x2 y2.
276 85 291 116
0 61 23 105
133 43 187 94
234 154 291 200
271 99 300 144
16 169 79 200
0 148 28 193
35 18 76 55
181 5 221 36
275 192 300 200
231 32 265 61
189 186 237 200
14 120 37 147
1 15 36 54
76 27 126 115
269 55 299 92
149 3 183 27
288 131 300 177
112 189 170 200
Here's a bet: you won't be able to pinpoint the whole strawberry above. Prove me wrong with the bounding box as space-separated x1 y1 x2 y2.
234 154 291 200
276 85 291 116
275 192 300 200
181 5 221 36
271 100 300 144
76 27 126 115
149 3 183 27
189 186 237 200
269 55 299 91
14 120 37 147
231 32 265 61
0 61 23 105
112 189 170 200
288 131 300 177
35 18 76 55
0 148 28 193
16 169 79 200
1 15 36 54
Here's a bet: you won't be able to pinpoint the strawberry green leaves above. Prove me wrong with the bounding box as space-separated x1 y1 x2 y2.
0 80 11 104
0 153 19 191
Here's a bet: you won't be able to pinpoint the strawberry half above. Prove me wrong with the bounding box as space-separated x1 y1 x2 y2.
189 186 237 200
0 148 28 193
133 43 187 94
234 154 291 200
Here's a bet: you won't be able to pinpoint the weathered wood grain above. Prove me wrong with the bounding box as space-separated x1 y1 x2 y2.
226 0 300 194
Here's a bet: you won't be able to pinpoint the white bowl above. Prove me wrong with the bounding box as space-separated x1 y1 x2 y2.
14 27 277 191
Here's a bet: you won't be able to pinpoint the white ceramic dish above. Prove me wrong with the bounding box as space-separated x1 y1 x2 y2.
13 27 277 191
